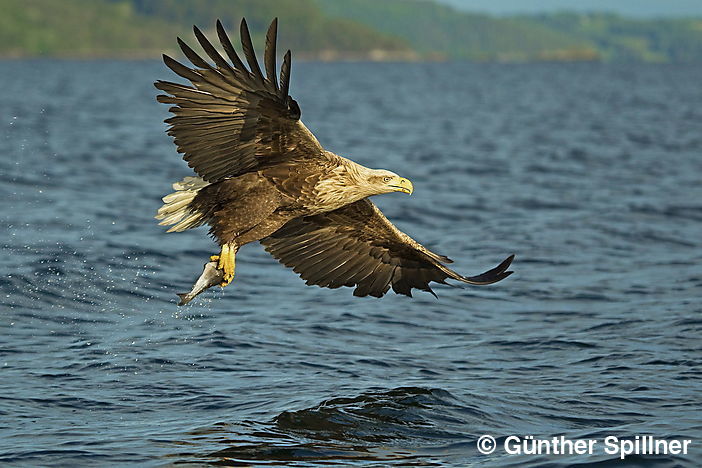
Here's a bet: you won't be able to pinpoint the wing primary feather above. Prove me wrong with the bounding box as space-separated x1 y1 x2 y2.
280 50 291 99
456 254 515 285
240 18 265 82
391 275 413 297
264 18 278 91
350 262 382 296
177 37 212 70
326 256 368 288
425 286 438 298
193 25 237 75
162 54 203 83
366 264 394 297
154 80 204 95
216 19 248 74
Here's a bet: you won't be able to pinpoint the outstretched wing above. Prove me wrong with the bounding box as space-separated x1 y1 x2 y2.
261 199 514 298
155 18 327 183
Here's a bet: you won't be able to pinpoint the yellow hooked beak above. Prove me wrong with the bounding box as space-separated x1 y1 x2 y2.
390 177 413 195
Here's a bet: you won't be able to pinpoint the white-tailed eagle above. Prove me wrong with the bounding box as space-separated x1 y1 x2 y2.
155 18 513 304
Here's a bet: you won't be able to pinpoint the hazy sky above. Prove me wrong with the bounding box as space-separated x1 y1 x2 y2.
438 0 702 17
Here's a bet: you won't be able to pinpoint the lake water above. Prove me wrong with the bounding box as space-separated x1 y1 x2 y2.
1 60 701 466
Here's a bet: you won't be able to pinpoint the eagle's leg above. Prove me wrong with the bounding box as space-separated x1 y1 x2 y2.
214 243 236 287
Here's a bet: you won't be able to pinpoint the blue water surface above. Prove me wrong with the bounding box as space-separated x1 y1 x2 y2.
1 60 701 466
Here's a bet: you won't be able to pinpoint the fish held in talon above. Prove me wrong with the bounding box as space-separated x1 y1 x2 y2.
176 261 225 306
154 17 514 303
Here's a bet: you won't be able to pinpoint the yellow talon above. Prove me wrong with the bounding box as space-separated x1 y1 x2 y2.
217 243 236 287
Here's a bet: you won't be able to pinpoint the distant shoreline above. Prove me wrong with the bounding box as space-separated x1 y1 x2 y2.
0 51 604 63
3 0 701 65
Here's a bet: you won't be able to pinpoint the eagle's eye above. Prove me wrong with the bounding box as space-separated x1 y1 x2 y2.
383 176 392 183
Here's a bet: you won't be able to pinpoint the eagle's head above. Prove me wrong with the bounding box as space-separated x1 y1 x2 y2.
365 169 414 196
325 163 414 205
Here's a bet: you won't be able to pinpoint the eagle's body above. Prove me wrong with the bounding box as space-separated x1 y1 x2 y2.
155 18 513 301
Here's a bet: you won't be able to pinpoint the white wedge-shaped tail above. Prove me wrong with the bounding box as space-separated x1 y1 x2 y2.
155 176 210 232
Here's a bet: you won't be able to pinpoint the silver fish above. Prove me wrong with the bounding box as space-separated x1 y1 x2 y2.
177 261 224 306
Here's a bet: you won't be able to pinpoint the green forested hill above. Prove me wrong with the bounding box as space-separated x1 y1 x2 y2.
318 0 702 62
317 0 599 61
0 0 410 58
0 0 179 57
121 0 411 55
1 0 701 62
524 13 702 62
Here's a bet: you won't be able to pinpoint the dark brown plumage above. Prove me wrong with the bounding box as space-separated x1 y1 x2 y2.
155 18 513 301
262 199 514 297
